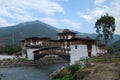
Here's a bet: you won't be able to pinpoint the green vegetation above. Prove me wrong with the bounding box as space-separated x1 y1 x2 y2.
0 20 58 45
52 64 81 80
107 45 114 55
66 64 80 75
95 13 116 45
112 40 120 52
0 20 119 46
0 44 21 55
17 58 27 61
0 74 2 80
52 55 120 80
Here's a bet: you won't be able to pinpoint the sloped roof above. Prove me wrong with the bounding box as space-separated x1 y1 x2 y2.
58 29 76 35
68 37 96 42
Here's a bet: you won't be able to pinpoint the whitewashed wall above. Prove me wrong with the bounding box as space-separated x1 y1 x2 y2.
68 35 72 39
26 49 39 60
70 44 88 65
70 44 99 65
91 45 97 56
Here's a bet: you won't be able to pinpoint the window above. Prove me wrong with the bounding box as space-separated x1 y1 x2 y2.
75 45 77 49
88 52 91 57
87 44 92 50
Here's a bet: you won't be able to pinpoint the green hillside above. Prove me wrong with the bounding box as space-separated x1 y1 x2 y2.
0 20 58 45
112 40 120 51
0 20 120 46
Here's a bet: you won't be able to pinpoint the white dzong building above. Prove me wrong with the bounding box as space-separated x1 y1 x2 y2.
69 38 97 64
21 29 106 64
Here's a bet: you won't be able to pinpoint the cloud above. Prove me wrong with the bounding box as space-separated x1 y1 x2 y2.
62 19 81 28
78 7 106 23
39 17 58 26
0 0 65 27
78 0 120 34
0 17 10 27
92 7 106 17
0 0 64 16
108 0 120 34
94 0 106 5
54 0 68 2
0 7 13 18
78 12 93 21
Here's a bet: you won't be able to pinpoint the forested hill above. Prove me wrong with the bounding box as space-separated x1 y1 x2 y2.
112 40 120 51
0 20 59 45
0 20 120 45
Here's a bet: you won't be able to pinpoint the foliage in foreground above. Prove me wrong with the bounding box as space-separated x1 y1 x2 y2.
52 64 81 80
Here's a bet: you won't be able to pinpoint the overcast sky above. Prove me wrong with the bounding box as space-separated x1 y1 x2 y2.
0 0 120 34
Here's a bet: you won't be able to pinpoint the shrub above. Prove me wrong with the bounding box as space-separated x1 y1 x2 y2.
52 72 66 80
53 73 74 80
61 73 73 80
66 64 80 75
52 64 81 80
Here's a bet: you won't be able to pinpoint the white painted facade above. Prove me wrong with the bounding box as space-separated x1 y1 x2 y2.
70 44 98 65
26 48 39 60
70 44 88 65
91 45 97 56
68 35 72 39
58 34 74 40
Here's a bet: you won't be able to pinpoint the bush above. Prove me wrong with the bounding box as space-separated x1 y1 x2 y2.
7 46 14 55
52 64 81 80
53 73 74 80
52 72 66 80
66 64 80 75
61 73 73 80
107 45 114 55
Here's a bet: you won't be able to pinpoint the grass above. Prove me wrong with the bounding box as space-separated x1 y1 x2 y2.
80 55 120 64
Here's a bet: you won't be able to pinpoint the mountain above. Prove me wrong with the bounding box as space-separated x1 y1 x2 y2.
77 33 120 44
112 40 120 51
0 20 120 45
0 20 58 45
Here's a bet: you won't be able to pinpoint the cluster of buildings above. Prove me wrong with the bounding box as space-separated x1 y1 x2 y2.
21 29 106 64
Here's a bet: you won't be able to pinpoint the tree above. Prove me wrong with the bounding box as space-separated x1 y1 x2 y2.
7 46 14 55
107 45 114 55
95 13 116 45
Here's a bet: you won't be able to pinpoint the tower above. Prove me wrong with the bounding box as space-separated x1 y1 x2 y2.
58 29 76 40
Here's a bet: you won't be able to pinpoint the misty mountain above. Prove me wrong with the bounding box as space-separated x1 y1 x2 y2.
112 40 120 51
0 20 58 45
0 20 120 45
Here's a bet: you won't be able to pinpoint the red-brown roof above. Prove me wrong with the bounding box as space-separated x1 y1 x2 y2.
25 37 39 40
39 37 50 40
22 37 51 41
58 29 76 35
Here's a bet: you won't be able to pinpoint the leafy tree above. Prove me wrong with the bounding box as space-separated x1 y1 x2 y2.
107 45 114 55
7 46 14 55
0 44 21 55
95 13 116 45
